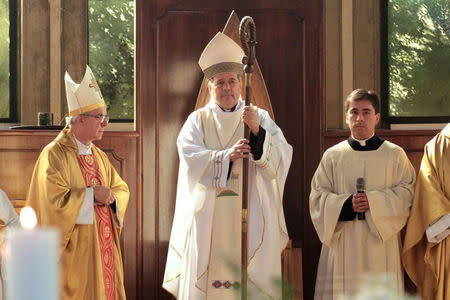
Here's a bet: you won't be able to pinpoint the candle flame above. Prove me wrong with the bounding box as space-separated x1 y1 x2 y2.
20 206 37 230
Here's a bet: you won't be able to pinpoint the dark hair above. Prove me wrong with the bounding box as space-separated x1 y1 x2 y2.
208 73 242 83
344 89 380 114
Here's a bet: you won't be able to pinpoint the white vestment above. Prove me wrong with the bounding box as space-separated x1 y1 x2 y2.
163 99 292 300
0 190 19 231
0 189 19 300
310 139 416 299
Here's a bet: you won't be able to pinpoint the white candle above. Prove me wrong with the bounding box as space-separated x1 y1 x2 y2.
4 207 60 300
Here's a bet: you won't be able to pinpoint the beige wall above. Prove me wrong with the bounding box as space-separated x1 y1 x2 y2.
325 0 381 129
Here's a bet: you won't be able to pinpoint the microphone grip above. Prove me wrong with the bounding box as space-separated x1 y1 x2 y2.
357 189 365 220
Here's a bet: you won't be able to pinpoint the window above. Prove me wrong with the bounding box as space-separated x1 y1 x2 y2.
88 0 134 122
382 0 450 124
0 0 17 122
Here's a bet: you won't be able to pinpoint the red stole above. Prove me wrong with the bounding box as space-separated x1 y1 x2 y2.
77 154 115 300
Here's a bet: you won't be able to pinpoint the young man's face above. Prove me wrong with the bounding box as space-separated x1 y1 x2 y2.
345 99 380 140
208 72 243 110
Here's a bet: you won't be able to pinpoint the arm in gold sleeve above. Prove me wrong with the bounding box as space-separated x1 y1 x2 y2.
94 149 129 227
26 144 86 250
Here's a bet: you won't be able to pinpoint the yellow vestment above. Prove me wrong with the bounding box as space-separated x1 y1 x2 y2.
403 124 450 300
26 129 129 300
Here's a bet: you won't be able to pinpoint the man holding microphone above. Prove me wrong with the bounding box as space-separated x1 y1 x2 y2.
309 89 416 299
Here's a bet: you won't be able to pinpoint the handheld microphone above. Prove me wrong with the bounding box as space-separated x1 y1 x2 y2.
356 177 365 220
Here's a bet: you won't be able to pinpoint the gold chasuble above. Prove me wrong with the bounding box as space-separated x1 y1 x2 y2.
403 125 450 300
200 107 243 299
26 129 129 300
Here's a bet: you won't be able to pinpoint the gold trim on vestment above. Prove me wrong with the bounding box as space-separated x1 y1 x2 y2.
196 105 245 298
69 101 106 116
203 62 243 80
196 238 210 295
275 169 289 237
163 272 181 284
170 243 183 259
248 169 266 263
196 217 214 295
258 134 273 169
199 109 206 145
212 111 243 149
248 275 278 300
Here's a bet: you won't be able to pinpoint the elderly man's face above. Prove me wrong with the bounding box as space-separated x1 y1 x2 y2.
208 72 242 110
80 106 108 142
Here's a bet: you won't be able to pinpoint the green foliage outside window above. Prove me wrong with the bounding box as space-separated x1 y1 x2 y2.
388 0 450 117
89 0 134 121
0 0 10 119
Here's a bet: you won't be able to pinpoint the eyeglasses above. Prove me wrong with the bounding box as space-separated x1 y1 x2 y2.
82 113 109 123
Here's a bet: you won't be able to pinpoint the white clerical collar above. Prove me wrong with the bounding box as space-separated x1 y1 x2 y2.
351 133 375 146
73 135 92 155
207 97 244 114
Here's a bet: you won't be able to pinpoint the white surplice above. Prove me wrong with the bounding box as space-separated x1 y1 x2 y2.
310 139 416 299
0 190 19 231
163 99 292 300
0 189 19 300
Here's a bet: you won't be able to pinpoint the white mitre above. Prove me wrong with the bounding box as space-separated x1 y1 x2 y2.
64 65 106 116
198 32 244 79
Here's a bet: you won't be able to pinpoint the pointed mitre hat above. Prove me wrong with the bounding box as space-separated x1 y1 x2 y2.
64 65 106 116
198 32 244 79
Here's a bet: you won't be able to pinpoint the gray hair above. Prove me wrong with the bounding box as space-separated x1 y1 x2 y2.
64 115 77 128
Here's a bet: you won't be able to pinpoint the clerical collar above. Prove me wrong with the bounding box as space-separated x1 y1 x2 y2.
348 134 384 151
73 135 92 155
214 99 243 113
219 104 237 112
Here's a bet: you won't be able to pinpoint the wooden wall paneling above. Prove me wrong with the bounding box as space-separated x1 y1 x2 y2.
137 0 158 299
49 0 63 124
0 149 41 198
139 1 323 299
251 10 304 246
353 0 380 95
94 133 140 300
20 0 50 125
325 0 343 129
61 0 88 115
300 1 324 299
282 241 303 300
0 132 56 200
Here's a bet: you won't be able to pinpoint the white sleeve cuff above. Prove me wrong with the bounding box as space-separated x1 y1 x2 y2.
75 187 94 224
426 213 450 242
